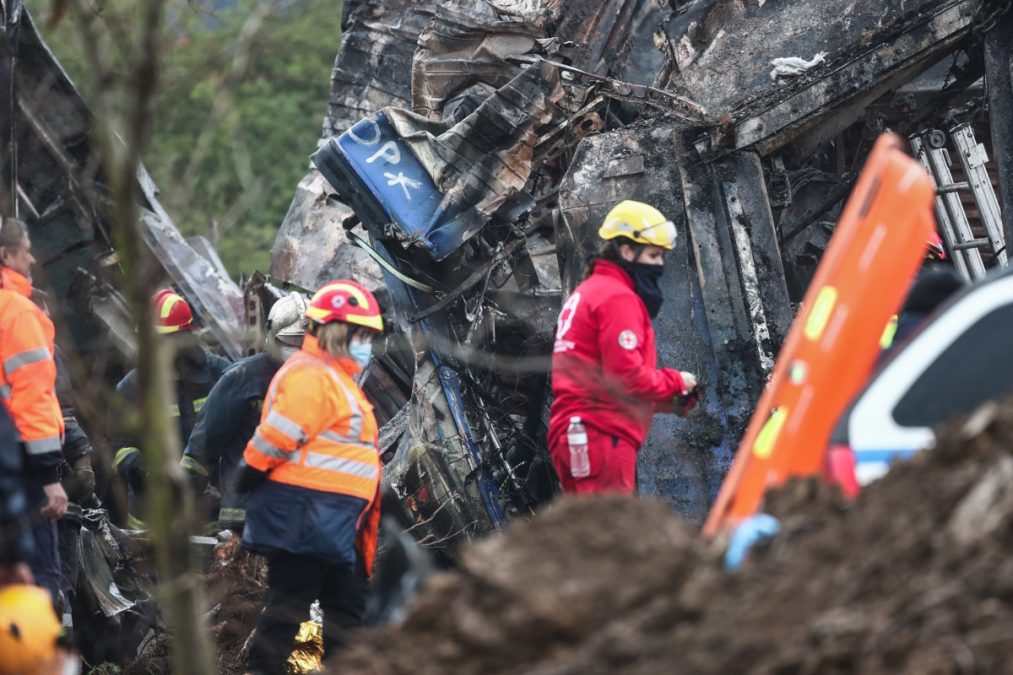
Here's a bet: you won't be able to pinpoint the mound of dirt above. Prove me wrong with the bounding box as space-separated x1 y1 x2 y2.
124 535 267 675
338 398 1013 674
204 539 268 674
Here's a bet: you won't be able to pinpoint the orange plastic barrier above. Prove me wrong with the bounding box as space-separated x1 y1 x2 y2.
703 133 936 537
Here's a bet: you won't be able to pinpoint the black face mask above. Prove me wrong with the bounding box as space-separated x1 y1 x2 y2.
628 261 665 318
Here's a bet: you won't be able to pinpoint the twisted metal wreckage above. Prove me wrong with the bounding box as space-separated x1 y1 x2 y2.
292 0 1013 544
3 0 1013 662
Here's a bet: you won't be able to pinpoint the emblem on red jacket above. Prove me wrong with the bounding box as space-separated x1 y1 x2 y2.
618 330 638 350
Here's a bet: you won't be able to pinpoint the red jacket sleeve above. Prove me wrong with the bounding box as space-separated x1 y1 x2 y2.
596 297 686 406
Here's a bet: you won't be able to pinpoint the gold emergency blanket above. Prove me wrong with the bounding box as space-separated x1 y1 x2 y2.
286 620 324 673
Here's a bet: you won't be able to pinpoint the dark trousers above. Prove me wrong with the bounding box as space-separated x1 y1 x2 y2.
247 550 368 674
26 478 62 607
58 514 82 634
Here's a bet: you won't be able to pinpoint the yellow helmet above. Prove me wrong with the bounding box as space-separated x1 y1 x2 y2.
0 585 60 675
598 200 677 250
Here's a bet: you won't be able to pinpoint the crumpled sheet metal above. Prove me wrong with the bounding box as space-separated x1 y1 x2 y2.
325 0 438 138
270 170 383 291
411 3 544 122
286 620 324 674
318 60 562 260
551 0 673 84
659 0 976 149
389 60 563 248
18 9 246 362
138 203 246 360
275 0 437 290
409 0 674 126
381 359 499 550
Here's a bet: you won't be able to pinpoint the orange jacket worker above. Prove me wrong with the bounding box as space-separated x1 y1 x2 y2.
0 218 66 604
240 279 383 674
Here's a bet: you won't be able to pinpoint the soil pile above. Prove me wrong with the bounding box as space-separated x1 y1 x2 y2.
124 535 267 675
204 538 268 674
339 398 1013 674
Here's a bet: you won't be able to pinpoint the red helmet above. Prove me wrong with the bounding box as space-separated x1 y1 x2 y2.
926 232 947 261
153 289 194 334
305 280 383 333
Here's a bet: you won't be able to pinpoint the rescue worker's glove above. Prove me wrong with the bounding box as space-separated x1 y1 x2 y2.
672 371 701 417
62 455 97 505
235 460 268 494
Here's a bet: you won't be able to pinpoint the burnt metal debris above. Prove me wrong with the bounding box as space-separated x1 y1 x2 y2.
6 0 1013 562
2 7 246 366
1 7 249 663
279 0 1013 553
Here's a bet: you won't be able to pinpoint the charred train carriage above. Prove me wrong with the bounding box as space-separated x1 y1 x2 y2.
7 0 1012 560
296 0 1013 553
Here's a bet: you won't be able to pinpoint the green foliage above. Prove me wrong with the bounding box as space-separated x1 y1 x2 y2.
30 0 343 275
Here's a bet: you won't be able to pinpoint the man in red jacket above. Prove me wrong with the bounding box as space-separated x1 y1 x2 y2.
549 200 698 494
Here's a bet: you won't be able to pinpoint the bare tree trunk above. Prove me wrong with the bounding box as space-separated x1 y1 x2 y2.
66 2 216 673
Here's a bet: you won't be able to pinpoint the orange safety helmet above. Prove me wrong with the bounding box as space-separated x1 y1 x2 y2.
305 280 383 333
0 584 61 674
152 289 194 334
926 232 947 261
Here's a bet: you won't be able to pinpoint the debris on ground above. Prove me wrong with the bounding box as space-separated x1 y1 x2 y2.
125 537 267 675
203 541 268 675
336 395 1013 674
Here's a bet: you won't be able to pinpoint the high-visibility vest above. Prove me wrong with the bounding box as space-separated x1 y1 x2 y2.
0 268 63 460
243 336 380 503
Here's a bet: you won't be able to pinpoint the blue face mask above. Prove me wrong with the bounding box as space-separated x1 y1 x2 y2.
348 340 373 368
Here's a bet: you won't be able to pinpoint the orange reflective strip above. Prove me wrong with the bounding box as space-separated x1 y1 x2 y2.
303 452 377 479
302 442 377 466
250 433 288 460
265 410 306 444
3 347 51 376
244 443 278 472
269 463 377 501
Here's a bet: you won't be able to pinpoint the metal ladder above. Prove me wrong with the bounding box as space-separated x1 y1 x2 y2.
910 124 1007 282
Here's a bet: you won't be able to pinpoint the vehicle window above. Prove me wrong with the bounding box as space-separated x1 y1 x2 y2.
893 304 1013 427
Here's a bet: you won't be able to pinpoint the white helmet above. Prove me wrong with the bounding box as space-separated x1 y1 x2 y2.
267 292 309 347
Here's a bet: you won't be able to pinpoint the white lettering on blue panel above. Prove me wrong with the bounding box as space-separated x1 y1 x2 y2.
337 112 443 248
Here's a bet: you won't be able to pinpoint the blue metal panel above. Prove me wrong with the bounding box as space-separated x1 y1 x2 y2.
333 112 474 261
357 232 508 530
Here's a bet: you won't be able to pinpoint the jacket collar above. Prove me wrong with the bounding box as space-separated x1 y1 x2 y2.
593 259 634 289
0 267 32 297
300 334 363 378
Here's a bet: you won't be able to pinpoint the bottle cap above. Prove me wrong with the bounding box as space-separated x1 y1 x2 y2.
570 416 581 424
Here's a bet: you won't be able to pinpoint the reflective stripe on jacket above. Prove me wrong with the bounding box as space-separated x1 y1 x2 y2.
242 335 381 572
0 268 63 482
184 352 280 527
113 350 230 524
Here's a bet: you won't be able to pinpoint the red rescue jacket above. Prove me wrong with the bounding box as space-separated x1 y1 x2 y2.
549 260 686 450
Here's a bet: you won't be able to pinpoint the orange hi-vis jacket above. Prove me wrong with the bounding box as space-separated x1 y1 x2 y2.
242 334 381 573
0 268 64 483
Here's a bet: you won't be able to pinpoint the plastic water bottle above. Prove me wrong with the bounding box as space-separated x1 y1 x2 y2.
568 416 590 478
